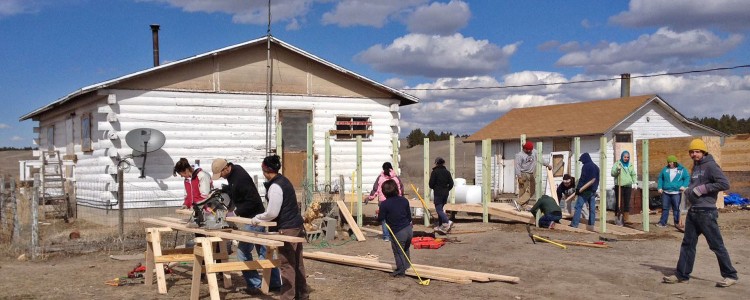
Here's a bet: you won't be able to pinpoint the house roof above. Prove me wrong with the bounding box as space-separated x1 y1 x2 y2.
464 94 725 143
20 36 419 121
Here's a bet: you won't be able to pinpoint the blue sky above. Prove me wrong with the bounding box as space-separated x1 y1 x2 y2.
1 0 749 147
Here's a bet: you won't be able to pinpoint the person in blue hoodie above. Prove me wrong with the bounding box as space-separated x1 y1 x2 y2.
570 153 599 230
663 139 737 288
656 155 690 228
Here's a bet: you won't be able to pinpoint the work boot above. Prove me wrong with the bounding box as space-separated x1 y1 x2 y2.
663 275 688 284
586 225 595 231
716 277 737 287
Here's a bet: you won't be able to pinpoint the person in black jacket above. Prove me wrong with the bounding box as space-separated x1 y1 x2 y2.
211 158 281 294
378 179 413 277
429 157 454 232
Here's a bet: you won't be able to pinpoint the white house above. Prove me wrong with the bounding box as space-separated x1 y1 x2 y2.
19 36 418 222
464 94 724 197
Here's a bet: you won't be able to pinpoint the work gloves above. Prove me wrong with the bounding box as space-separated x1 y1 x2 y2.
693 184 708 197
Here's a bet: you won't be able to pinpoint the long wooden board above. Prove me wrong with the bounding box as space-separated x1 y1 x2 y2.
336 201 366 241
157 217 304 243
174 209 277 227
547 168 558 203
140 218 283 247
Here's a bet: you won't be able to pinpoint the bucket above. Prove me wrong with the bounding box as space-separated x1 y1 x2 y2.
414 207 424 217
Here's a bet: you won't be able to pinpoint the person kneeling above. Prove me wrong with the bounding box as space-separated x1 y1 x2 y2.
377 179 413 277
529 195 562 229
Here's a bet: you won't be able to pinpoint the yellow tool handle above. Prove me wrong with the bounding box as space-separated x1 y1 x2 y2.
410 184 430 212
533 235 567 249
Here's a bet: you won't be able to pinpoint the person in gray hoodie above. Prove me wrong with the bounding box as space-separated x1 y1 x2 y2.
663 139 737 288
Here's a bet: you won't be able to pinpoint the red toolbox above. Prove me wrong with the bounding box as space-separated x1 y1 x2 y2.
411 237 445 249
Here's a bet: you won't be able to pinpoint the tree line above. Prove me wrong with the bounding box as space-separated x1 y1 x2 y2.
0 146 36 151
405 129 468 148
692 115 750 135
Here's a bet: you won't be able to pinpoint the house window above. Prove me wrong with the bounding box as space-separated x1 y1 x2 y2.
46 126 55 151
615 133 632 143
81 113 92 152
331 116 372 140
552 138 571 152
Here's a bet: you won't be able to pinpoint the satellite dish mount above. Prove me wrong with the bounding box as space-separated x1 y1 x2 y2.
125 128 166 178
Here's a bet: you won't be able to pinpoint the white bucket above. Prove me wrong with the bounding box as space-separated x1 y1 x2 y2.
414 207 424 217
455 185 482 204
454 178 467 186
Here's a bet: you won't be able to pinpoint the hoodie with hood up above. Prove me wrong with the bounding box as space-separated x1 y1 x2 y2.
576 153 600 197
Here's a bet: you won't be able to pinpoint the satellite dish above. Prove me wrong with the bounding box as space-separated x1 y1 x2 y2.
125 128 166 178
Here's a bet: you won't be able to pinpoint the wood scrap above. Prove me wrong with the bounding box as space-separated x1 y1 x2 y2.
336 201 366 241
360 227 383 235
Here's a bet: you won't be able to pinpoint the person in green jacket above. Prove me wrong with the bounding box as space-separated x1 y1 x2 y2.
612 150 637 224
528 195 562 229
656 155 690 228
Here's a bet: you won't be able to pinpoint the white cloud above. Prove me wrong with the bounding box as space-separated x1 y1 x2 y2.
356 33 519 78
0 123 10 129
321 0 427 28
139 0 312 26
0 0 39 17
399 71 750 136
580 19 592 29
556 27 743 74
406 0 470 35
10 136 23 141
610 0 750 31
383 78 407 89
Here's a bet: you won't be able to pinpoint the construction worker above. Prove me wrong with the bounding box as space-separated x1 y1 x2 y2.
569 152 599 230
429 157 454 232
528 195 562 229
656 155 690 228
251 155 310 299
515 141 551 204
612 150 637 225
377 179 413 277
663 139 737 288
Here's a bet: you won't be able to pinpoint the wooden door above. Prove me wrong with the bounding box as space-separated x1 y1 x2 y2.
280 110 312 188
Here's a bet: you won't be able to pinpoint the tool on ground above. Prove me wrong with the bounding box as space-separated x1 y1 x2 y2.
385 223 430 286
189 188 234 229
598 236 646 242
105 277 144 286
410 184 433 219
526 224 567 249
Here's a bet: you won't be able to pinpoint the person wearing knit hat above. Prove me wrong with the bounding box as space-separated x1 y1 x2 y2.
251 154 309 299
663 138 737 287
656 155 690 228
515 140 552 205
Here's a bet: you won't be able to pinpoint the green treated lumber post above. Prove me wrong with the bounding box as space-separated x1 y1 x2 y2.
449 135 456 204
642 139 650 232
356 136 363 226
599 136 608 233
423 138 430 227
518 134 526 198
520 134 526 146
482 139 491 223
325 131 331 193
573 137 581 178
392 135 399 174
535 141 543 200
306 123 314 206
276 121 283 159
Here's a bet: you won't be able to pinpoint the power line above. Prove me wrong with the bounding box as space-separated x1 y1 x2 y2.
400 64 750 91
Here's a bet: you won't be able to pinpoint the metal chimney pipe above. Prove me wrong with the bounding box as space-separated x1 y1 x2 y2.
620 73 631 97
150 24 160 67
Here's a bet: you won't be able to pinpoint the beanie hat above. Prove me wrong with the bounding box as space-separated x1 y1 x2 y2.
261 155 282 173
688 138 708 153
667 155 678 163
522 141 533 151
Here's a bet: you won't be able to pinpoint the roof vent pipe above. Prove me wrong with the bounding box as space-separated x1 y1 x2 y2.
150 24 160 67
620 73 630 97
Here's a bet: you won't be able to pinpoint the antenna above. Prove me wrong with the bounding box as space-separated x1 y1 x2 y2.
125 128 166 178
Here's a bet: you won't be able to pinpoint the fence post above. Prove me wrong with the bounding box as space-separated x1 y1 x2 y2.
32 174 40 260
1 176 5 234
356 136 363 226
118 168 124 240
11 178 19 244
423 138 430 227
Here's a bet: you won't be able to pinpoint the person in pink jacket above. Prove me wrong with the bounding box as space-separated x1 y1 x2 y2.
366 162 404 241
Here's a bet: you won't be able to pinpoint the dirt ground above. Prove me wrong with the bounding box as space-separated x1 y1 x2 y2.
1 206 749 300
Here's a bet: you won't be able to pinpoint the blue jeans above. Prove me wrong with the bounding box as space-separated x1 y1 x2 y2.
570 193 596 227
381 222 390 241
389 224 413 275
539 211 562 228
237 225 282 289
675 209 737 281
659 193 681 225
434 194 450 226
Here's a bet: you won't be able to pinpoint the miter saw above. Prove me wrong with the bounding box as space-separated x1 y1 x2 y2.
190 188 234 230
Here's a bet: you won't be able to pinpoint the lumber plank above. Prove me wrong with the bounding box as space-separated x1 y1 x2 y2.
547 168 558 204
336 201 366 241
141 218 283 247
360 227 383 235
205 260 281 273
303 251 472 284
158 216 303 243
411 264 519 283
175 209 277 227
